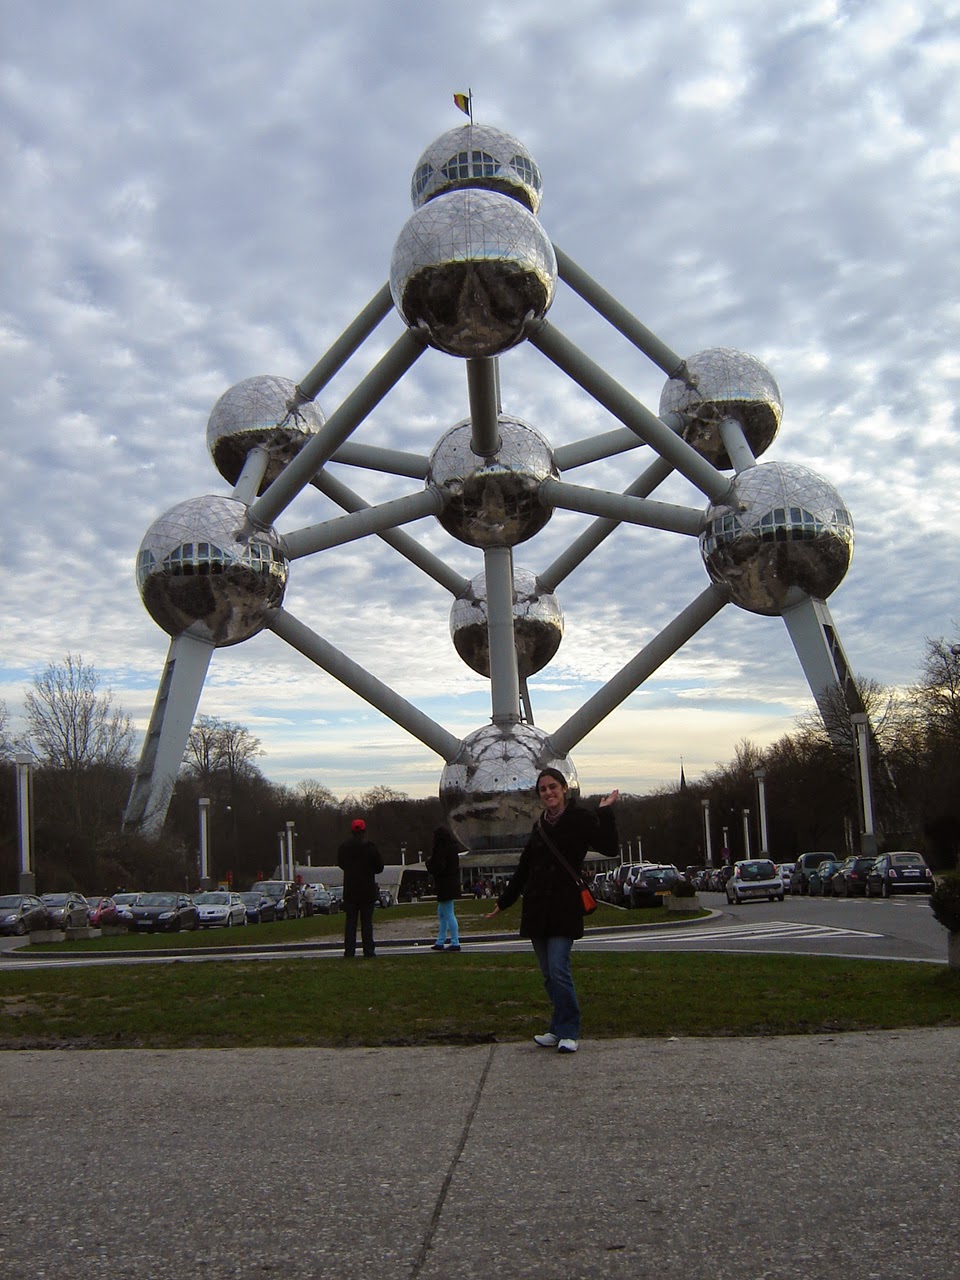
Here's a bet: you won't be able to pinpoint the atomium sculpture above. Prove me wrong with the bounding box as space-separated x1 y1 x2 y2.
125 119 863 851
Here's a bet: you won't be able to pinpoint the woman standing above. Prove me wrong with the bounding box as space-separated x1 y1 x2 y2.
425 825 463 952
485 768 618 1054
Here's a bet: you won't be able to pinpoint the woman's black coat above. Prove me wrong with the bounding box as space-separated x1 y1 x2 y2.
425 828 462 901
496 801 618 940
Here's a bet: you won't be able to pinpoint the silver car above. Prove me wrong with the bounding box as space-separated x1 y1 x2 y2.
193 891 248 927
726 859 785 904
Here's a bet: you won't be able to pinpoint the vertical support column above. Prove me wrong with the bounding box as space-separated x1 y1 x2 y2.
754 768 769 854
718 417 758 474
286 821 296 882
851 713 878 855
702 799 713 867
742 808 752 859
198 798 211 886
484 546 521 727
15 754 35 894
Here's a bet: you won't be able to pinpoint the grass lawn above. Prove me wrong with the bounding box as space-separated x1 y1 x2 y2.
1 945 957 1050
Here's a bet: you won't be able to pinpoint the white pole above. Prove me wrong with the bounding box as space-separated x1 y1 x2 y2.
754 768 769 854
198 798 211 884
702 799 713 867
286 821 296 881
742 808 752 859
15 754 34 893
851 713 878 855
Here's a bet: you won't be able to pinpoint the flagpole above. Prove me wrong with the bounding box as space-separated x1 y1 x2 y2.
468 87 474 125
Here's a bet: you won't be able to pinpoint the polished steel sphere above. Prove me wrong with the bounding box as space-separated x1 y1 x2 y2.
659 348 782 469
206 375 324 491
700 462 854 615
390 189 557 358
440 723 579 848
136 496 288 645
427 416 557 547
450 567 564 677
410 124 543 214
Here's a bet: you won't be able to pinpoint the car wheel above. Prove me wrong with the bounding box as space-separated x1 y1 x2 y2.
225 916 232 928
778 894 785 902
13 920 26 936
882 881 890 899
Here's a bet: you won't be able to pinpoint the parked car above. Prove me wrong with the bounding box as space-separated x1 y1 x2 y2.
790 852 839 896
130 892 200 932
726 859 784 904
237 891 278 924
866 852 934 897
193 891 248 928
41 892 90 929
0 893 50 936
86 895 121 927
830 856 878 897
327 885 344 911
808 859 843 897
776 863 796 893
629 865 681 907
113 892 140 924
376 889 395 908
249 880 301 919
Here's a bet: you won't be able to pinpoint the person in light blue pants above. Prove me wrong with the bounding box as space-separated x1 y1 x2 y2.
426 826 463 951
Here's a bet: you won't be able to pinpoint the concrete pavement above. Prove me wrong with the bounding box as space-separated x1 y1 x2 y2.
1 1027 957 1278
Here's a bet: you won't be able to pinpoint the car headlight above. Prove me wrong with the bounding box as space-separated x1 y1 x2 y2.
158 911 175 919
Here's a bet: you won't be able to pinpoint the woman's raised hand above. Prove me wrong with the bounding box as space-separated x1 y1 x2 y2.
599 788 620 807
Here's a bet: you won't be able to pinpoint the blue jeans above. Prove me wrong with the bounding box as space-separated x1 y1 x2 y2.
530 935 580 1039
436 899 459 946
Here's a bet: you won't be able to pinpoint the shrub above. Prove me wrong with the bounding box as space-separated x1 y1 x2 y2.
671 877 697 898
930 873 960 932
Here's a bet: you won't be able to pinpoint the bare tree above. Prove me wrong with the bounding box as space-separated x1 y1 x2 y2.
22 655 134 771
0 700 11 761
184 715 263 787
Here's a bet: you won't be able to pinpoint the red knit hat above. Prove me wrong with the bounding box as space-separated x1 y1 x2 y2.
351 818 366 832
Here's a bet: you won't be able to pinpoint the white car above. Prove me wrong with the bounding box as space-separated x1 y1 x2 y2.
776 863 796 893
726 859 785 904
113 892 140 923
193 891 248 928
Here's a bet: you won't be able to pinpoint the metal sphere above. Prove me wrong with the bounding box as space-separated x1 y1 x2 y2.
136 496 288 645
450 567 564 677
410 123 544 214
440 723 579 848
700 462 854 616
206 375 324 491
390 189 557 358
427 416 558 547
659 348 782 468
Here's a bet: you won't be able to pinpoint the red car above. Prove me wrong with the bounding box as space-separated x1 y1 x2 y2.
86 896 121 927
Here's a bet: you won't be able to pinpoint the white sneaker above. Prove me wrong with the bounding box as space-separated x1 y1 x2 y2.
533 1032 559 1048
557 1038 579 1054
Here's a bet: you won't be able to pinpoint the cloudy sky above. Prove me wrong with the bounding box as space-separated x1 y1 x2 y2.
3 0 959 802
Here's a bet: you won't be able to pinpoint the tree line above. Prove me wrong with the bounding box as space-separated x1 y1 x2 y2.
2 634 959 893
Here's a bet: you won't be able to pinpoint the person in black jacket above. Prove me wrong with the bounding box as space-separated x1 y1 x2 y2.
337 818 384 958
485 768 618 1053
425 826 463 952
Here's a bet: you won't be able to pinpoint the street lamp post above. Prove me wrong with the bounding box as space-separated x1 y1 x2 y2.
753 768 769 855
15 754 35 894
198 797 211 886
702 799 713 867
276 831 285 877
850 713 878 856
742 807 752 859
285 821 296 881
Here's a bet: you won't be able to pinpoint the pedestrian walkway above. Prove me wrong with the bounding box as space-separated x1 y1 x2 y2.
1 1027 957 1278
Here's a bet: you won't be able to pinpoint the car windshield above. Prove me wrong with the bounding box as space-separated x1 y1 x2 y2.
740 862 776 880
238 893 259 904
642 869 673 883
42 894 70 905
137 893 177 907
194 893 230 904
0 896 26 909
115 894 139 904
252 882 286 893
890 854 924 866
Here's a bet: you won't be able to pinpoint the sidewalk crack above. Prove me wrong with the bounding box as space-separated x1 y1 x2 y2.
409 1041 496 1278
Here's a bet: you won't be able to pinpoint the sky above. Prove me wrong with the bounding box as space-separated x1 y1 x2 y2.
2 0 959 803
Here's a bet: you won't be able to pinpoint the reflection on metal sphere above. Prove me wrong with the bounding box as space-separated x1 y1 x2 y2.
410 124 544 214
428 416 557 547
659 348 782 469
136 496 288 645
390 189 557 358
206 375 324 491
700 462 854 616
451 568 564 677
440 723 578 849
